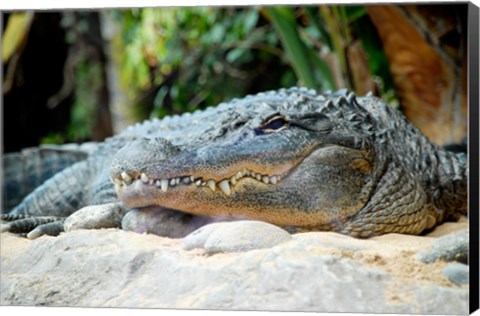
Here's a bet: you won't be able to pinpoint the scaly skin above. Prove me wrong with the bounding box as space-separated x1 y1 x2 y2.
2 143 96 212
2 87 467 238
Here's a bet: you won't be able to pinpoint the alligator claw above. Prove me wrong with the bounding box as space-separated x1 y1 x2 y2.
1 214 66 238
26 220 65 239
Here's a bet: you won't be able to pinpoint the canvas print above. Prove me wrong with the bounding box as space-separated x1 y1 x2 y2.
1 3 477 314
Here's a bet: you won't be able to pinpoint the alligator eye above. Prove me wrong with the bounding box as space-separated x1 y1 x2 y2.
258 115 289 134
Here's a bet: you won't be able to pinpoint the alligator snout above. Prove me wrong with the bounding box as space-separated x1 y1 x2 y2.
110 137 181 183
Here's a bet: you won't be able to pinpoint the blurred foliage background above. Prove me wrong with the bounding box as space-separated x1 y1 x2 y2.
2 4 468 153
108 6 395 120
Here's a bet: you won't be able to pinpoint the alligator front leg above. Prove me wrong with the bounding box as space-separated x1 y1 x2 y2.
1 202 129 239
1 214 66 239
2 202 220 239
1 151 133 239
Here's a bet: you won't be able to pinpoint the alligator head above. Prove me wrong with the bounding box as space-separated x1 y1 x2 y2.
110 90 382 232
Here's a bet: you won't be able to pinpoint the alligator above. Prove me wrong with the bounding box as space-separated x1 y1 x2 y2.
1 87 468 239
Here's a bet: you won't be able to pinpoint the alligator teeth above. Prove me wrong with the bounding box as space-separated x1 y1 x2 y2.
121 172 132 182
131 169 284 195
218 180 231 196
160 179 169 192
270 176 278 184
207 179 216 191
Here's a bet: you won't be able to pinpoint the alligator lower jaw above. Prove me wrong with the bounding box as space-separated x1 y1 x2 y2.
112 167 289 200
115 177 288 218
115 175 345 229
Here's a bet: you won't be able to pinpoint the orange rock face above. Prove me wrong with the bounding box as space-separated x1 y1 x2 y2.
367 4 467 145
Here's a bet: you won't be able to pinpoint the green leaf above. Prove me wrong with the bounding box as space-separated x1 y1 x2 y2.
303 7 332 50
2 12 33 63
307 48 336 90
226 48 247 63
40 132 65 145
243 10 259 33
265 7 317 88
345 6 367 23
209 24 226 44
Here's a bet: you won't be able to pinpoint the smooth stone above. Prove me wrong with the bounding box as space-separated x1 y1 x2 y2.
442 263 469 286
183 220 292 254
418 229 468 264
64 202 127 232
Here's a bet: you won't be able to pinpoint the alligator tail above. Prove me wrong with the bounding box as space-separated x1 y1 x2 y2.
2 144 96 212
7 160 91 217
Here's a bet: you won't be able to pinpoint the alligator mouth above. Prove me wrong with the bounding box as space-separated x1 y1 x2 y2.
111 168 289 197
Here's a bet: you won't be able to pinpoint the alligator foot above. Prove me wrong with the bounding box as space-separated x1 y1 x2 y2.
1 214 65 239
121 207 219 238
1 202 129 239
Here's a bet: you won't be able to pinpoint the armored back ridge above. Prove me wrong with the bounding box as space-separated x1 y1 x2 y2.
1 87 468 239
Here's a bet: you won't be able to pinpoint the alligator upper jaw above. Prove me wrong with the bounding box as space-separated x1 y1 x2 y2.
110 136 315 203
111 141 374 211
